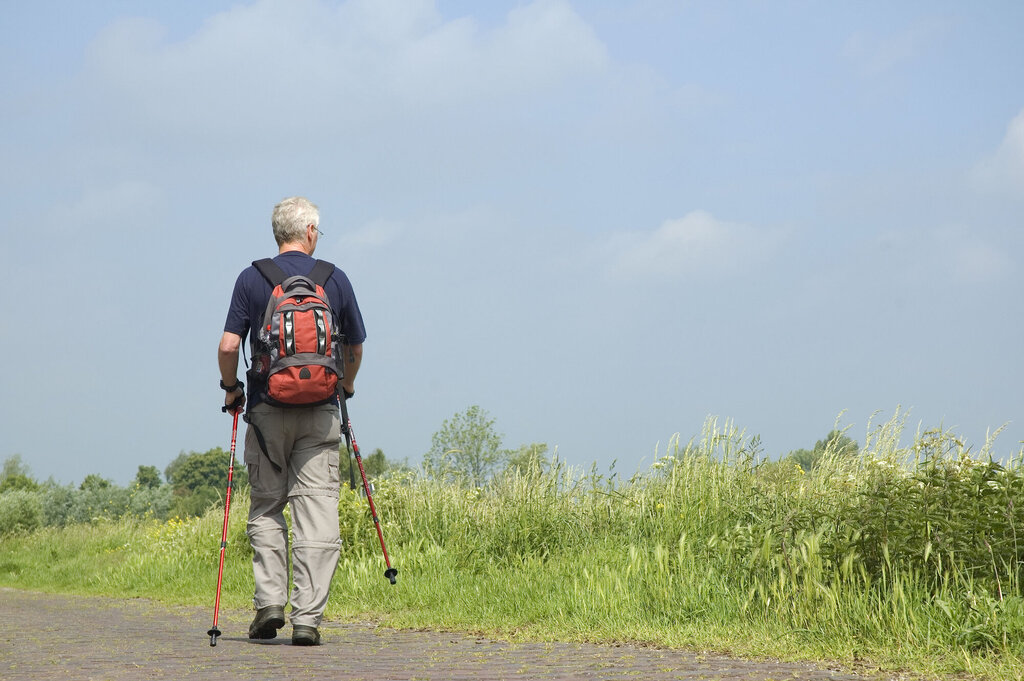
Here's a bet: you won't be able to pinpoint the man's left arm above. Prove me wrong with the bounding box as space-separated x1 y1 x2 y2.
340 343 362 397
330 271 365 398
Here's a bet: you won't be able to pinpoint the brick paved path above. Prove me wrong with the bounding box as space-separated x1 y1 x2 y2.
0 588 881 681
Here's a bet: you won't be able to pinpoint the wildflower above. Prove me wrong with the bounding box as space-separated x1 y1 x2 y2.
656 502 665 511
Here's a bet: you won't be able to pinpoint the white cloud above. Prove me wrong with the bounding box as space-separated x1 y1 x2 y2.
604 210 779 280
972 108 1024 197
82 0 607 141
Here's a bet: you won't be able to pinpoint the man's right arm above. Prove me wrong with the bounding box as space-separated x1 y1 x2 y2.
221 269 253 412
218 331 245 411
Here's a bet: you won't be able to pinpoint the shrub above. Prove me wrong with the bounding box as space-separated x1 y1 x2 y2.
37 480 132 526
0 490 44 535
170 485 222 519
128 483 174 520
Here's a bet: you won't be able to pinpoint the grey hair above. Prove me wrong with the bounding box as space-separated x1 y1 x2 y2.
271 196 319 246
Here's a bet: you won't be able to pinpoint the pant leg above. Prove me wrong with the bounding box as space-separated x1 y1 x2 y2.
287 404 342 627
244 403 293 609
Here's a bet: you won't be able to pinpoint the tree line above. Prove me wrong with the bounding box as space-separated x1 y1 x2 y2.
0 405 853 534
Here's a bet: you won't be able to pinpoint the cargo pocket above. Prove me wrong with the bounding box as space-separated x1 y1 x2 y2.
243 424 261 466
244 425 272 497
327 447 341 487
247 462 261 494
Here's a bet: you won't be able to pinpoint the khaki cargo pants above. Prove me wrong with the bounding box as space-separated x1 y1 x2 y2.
243 402 342 628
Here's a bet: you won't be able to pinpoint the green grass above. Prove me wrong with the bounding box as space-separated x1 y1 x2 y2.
2 411 1022 680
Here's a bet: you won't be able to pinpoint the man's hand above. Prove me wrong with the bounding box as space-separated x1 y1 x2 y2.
340 379 355 400
223 387 245 414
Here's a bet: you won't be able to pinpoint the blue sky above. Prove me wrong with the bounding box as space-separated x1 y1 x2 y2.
2 0 1022 485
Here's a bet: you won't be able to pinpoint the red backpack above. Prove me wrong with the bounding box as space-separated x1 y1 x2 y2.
250 258 341 406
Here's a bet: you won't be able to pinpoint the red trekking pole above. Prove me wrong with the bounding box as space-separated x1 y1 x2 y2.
207 406 241 646
341 396 397 585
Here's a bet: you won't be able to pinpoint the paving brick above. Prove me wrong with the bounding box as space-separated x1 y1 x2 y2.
0 588 882 681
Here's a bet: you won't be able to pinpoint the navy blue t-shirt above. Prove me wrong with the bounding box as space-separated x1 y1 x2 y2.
224 251 366 405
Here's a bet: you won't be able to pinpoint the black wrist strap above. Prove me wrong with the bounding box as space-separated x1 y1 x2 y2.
220 379 245 392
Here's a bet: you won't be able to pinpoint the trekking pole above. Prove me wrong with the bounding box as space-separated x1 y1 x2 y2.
345 442 357 492
340 395 398 585
207 406 241 646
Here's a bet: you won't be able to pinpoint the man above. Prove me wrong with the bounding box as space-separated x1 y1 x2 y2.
218 196 365 646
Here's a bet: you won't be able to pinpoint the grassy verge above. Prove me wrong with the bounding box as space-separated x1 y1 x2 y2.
2 413 1022 680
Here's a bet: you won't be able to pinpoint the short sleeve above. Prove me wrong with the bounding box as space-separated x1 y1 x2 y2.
223 270 252 339
330 270 366 345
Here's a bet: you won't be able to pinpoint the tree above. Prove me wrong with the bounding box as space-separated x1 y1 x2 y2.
80 474 111 491
788 447 816 473
164 447 248 517
813 429 858 461
362 448 389 478
133 465 162 489
165 447 248 495
0 455 38 493
0 474 38 493
341 446 409 490
424 405 506 487
504 443 550 477
1 454 32 479
788 429 859 472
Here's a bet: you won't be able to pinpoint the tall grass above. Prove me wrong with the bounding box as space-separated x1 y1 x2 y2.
1 411 1022 679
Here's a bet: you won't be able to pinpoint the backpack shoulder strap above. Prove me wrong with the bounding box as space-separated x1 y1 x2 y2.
308 259 336 287
252 258 288 287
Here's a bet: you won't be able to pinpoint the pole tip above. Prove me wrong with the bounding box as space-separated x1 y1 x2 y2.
385 567 398 585
207 627 221 646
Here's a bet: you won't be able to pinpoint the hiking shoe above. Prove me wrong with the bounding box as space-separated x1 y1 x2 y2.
292 624 321 646
248 605 285 639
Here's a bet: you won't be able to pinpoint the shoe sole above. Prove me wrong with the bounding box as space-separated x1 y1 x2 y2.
249 614 285 639
292 627 321 646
